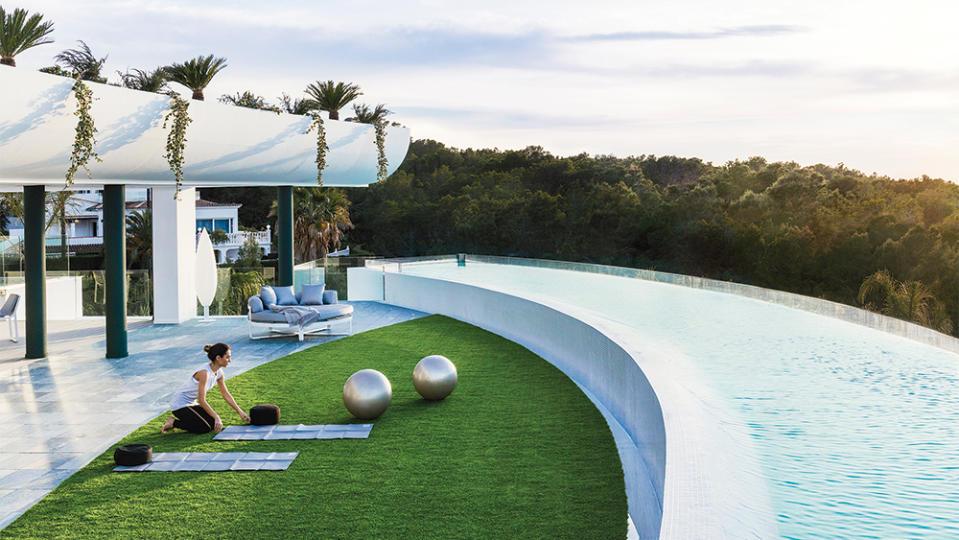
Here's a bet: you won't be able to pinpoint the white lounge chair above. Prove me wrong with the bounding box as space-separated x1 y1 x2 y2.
0 293 19 342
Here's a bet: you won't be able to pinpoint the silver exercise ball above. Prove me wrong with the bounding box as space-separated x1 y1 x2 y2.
413 355 458 400
343 369 392 419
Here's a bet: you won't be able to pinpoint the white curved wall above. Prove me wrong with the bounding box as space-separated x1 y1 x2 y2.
375 270 666 537
0 68 409 187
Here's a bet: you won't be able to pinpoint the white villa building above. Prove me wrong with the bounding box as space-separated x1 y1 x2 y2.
5 188 272 263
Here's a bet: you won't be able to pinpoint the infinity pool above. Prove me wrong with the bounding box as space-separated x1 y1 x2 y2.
397 259 959 538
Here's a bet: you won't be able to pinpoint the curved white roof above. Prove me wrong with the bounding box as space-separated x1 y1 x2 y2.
0 67 410 187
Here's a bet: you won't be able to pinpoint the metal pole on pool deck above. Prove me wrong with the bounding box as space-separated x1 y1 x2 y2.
23 185 47 359
277 185 294 287
104 184 128 358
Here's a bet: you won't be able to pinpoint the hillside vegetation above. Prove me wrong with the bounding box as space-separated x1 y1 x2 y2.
347 140 959 334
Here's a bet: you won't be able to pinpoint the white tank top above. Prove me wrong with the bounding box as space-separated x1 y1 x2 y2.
169 363 224 410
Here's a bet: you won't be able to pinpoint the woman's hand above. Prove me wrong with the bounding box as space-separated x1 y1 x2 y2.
240 412 251 424
213 416 223 434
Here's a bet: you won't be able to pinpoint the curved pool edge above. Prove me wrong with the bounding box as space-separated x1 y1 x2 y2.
382 254 959 355
353 267 779 538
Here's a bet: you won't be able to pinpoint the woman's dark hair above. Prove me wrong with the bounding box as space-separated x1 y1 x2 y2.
203 343 230 361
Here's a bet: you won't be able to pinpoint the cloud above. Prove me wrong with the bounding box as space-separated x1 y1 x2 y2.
327 27 552 67
568 25 804 42
843 68 959 93
393 105 612 130
638 60 810 79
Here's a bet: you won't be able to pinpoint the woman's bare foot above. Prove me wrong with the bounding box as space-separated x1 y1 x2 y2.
161 416 175 434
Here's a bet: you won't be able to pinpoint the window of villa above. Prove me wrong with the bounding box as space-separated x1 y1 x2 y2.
196 219 213 231
214 219 230 232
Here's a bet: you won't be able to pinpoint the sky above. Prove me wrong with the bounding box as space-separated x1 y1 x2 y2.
9 0 959 181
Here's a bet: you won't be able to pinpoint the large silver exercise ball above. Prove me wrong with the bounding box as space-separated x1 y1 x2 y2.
343 369 392 419
413 355 458 400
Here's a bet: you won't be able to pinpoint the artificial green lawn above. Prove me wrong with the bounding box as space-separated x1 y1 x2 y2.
4 315 626 539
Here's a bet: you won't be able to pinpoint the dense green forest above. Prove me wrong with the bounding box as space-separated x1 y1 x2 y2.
209 139 959 335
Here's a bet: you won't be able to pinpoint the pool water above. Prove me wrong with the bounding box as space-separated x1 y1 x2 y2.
398 260 959 538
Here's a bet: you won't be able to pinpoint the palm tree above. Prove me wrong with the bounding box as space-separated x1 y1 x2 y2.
858 270 953 333
304 80 362 120
117 67 168 93
278 93 316 115
293 187 353 261
165 55 227 101
126 209 152 270
45 190 78 265
54 40 107 82
349 103 392 124
0 6 54 67
270 187 353 262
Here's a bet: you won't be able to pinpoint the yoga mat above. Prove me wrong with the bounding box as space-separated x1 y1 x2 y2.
213 424 373 441
114 451 298 472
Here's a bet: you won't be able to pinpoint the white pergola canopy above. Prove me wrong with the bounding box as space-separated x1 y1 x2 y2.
0 67 410 187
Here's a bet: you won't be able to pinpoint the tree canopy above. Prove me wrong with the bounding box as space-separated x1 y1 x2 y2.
342 140 959 335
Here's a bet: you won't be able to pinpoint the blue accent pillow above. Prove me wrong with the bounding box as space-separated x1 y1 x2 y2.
300 284 326 305
259 286 277 308
248 296 264 313
274 285 297 305
322 290 338 305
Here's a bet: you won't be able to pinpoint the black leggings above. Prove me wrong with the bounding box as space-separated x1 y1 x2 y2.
172 405 216 434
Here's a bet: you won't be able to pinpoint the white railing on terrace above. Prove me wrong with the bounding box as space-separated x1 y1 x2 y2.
66 236 103 247
225 231 269 244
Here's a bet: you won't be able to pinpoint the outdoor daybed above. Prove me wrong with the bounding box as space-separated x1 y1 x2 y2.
248 284 353 341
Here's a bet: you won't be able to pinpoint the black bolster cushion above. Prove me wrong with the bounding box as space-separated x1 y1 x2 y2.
250 404 280 425
114 444 152 466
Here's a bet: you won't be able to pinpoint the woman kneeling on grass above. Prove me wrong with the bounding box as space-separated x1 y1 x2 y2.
161 343 250 434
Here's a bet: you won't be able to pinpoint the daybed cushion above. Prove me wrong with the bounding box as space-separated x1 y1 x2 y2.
322 290 338 305
300 284 326 305
274 285 297 305
249 304 352 324
259 286 277 308
249 310 290 324
248 296 264 313
310 304 353 319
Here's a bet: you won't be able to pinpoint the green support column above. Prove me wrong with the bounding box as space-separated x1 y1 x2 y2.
277 185 294 287
104 184 128 358
23 185 46 359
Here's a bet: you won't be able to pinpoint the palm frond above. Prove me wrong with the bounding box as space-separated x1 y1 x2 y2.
857 269 894 307
278 93 317 115
292 186 353 261
54 40 107 82
165 55 227 100
219 91 281 113
304 80 362 120
349 103 392 125
0 7 55 66
117 67 168 93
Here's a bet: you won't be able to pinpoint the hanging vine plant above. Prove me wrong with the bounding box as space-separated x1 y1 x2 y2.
374 121 388 182
65 79 101 188
305 112 329 186
162 93 192 199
